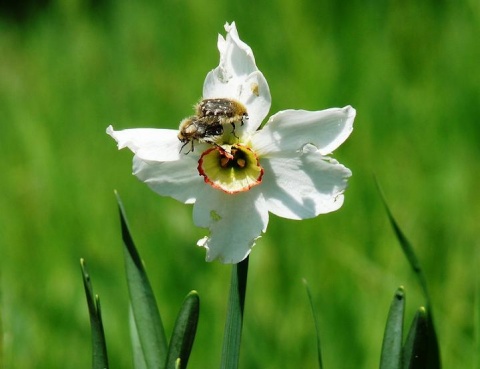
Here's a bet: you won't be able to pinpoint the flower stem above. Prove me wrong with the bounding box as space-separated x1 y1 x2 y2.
220 256 249 369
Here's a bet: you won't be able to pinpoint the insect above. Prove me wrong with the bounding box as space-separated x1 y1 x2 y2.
195 98 248 136
178 116 224 153
177 98 249 153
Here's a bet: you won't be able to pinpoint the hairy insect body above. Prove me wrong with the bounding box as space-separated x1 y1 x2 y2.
178 116 224 153
178 98 249 153
196 98 248 126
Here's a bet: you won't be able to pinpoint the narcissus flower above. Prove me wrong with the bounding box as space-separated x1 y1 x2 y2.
107 22 355 264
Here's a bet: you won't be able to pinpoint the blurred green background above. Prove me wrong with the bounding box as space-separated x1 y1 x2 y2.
1 0 478 368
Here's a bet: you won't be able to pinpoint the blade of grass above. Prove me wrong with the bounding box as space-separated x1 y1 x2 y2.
402 307 428 369
115 191 168 369
0 282 3 368
129 307 148 369
375 182 430 302
303 279 324 369
165 291 200 369
380 286 405 369
376 180 441 369
220 256 249 369
80 258 109 369
475 246 480 369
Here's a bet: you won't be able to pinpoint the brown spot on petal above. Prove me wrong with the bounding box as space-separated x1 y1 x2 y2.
251 82 259 96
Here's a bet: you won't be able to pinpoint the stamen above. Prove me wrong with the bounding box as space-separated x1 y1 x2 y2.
237 158 246 168
220 157 230 167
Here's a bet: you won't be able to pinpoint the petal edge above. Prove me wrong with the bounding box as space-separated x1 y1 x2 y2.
252 106 356 157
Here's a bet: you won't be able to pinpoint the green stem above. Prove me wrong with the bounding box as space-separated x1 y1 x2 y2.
220 256 249 369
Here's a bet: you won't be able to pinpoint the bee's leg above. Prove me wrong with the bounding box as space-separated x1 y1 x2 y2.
179 141 193 155
179 141 188 154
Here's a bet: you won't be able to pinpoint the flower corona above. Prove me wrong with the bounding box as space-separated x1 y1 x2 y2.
198 145 264 194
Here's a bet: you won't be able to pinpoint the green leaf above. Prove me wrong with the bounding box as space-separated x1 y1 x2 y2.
165 291 200 369
129 307 148 369
220 256 249 369
376 181 441 369
80 258 109 369
303 279 324 369
380 286 405 369
115 191 168 369
424 313 441 369
476 264 480 369
375 181 430 301
402 307 429 369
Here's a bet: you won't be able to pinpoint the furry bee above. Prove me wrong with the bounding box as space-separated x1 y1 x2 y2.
178 116 224 153
195 98 248 136
177 98 249 153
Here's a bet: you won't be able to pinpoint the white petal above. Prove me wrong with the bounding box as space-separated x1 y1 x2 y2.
193 186 268 263
107 125 183 162
133 156 204 204
239 71 271 133
261 147 351 220
216 22 258 82
251 106 355 157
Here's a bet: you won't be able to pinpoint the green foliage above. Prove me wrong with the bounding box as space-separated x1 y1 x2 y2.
380 287 405 369
379 289 439 369
80 259 109 369
117 192 168 368
402 307 430 369
0 1 477 368
81 196 200 369
380 187 441 368
303 280 324 369
166 291 200 369
220 258 249 369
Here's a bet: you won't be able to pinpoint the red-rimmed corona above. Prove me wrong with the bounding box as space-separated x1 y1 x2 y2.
197 144 264 194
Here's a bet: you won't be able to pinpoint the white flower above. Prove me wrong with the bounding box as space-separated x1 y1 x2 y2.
107 22 355 264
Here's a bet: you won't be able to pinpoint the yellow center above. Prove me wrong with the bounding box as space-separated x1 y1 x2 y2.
197 144 264 194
